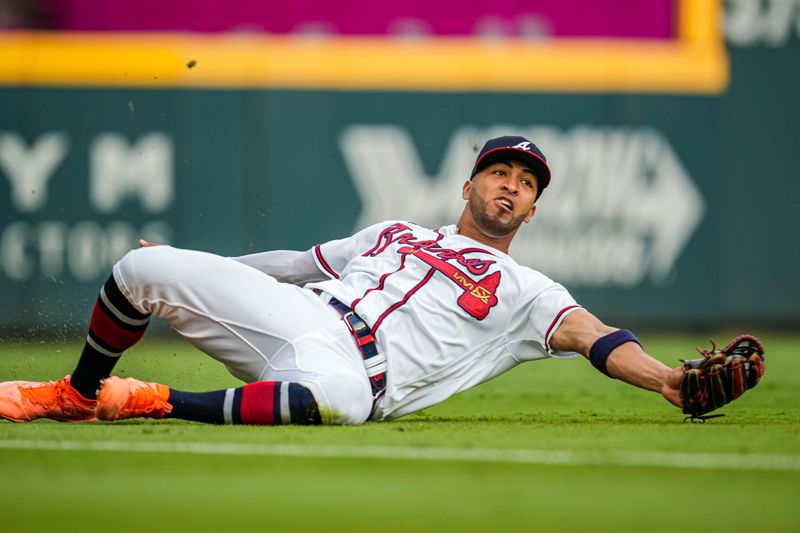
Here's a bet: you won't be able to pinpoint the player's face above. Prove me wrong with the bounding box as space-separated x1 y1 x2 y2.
463 160 538 237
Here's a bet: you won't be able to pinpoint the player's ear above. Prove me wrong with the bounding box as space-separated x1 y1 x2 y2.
462 180 472 200
523 204 537 223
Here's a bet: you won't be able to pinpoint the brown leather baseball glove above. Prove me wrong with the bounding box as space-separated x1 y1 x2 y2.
680 335 765 421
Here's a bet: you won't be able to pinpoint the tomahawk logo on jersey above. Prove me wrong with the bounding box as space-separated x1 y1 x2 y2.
307 220 583 421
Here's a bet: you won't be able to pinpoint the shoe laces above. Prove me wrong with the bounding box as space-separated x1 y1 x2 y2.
19 380 67 406
129 382 170 415
20 379 93 410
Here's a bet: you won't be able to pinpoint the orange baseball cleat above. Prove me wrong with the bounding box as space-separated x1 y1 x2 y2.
0 376 97 422
96 376 173 420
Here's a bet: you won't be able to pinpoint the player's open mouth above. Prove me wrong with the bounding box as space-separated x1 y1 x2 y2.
495 198 514 213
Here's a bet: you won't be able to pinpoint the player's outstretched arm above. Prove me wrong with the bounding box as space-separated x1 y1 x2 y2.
232 249 328 285
549 310 682 408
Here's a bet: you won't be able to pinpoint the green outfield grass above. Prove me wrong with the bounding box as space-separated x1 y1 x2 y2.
1 333 798 532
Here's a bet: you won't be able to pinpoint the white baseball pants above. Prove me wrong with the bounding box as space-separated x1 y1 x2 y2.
112 245 373 425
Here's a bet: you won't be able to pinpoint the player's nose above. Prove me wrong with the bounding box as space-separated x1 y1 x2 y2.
502 177 518 194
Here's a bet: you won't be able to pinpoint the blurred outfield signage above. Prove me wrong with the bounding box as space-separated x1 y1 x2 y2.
725 0 800 47
0 131 173 282
0 75 797 329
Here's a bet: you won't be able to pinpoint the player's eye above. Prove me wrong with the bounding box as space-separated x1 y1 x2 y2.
521 179 532 188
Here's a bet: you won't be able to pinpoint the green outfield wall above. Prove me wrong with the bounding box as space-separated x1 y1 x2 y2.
1 30 798 334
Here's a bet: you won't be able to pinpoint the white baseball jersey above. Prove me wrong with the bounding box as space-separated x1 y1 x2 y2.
305 220 582 421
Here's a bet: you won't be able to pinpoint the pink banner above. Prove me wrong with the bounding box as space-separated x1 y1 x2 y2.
50 0 675 39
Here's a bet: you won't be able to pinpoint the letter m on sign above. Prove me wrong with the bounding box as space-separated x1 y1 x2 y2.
90 133 174 213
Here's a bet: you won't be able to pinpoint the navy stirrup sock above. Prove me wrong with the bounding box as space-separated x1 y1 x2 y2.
71 274 150 399
166 389 228 424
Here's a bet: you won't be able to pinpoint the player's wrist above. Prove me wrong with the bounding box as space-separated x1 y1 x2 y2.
661 384 682 408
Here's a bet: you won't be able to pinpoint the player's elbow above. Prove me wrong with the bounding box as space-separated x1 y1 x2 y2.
551 309 617 357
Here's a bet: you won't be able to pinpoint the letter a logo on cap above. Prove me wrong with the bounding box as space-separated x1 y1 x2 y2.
513 141 532 151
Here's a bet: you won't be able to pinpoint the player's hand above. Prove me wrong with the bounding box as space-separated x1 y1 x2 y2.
660 366 683 409
138 239 163 247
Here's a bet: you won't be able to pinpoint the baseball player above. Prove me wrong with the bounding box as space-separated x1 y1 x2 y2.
0 136 764 425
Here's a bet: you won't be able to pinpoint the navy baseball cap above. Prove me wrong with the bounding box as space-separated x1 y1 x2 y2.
470 136 551 195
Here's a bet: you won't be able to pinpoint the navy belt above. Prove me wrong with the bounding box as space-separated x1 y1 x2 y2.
318 292 387 413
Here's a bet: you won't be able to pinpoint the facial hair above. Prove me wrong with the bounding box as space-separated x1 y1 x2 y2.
468 190 528 237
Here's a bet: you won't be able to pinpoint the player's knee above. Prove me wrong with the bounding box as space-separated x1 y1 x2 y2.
306 376 372 426
114 246 180 292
